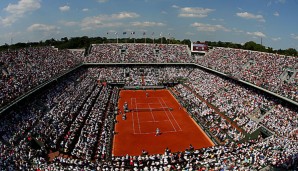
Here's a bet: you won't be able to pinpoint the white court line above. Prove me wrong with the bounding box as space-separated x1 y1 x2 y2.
135 99 142 134
133 130 178 135
157 97 177 132
148 103 156 122
160 97 182 131
134 102 160 104
131 98 136 134
138 119 171 123
131 107 168 110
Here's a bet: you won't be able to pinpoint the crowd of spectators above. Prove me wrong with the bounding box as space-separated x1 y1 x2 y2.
86 43 193 63
94 66 193 86
172 84 244 143
0 68 90 169
0 43 297 170
123 67 192 86
18 136 297 171
0 68 120 170
0 66 297 170
183 68 282 134
196 47 298 102
0 46 84 108
262 104 297 138
95 87 119 161
87 44 298 102
2 44 296 111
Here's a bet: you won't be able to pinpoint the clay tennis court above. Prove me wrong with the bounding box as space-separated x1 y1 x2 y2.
113 89 214 156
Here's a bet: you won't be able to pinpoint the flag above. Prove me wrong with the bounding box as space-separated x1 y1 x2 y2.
115 32 118 35
106 32 109 34
143 32 146 35
160 32 162 37
131 31 135 34
123 32 127 35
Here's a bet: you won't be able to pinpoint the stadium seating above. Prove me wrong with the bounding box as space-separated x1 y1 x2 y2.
196 47 298 102
0 44 297 170
86 43 193 63
0 46 84 108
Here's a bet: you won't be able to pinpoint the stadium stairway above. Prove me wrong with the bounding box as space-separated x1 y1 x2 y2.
288 70 297 83
186 47 191 57
273 69 294 92
247 112 262 123
186 68 195 78
280 68 295 83
247 105 276 128
258 105 277 121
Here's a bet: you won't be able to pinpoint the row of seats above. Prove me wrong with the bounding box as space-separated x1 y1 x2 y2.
0 46 84 108
86 44 192 63
0 67 297 170
0 44 297 170
196 47 298 102
0 68 119 169
28 136 297 171
1 44 297 110
172 84 244 143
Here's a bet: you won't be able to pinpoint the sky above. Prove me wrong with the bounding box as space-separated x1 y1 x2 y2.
0 0 297 50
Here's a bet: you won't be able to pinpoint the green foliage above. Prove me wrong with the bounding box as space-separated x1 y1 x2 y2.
243 41 266 52
0 43 10 51
181 39 191 48
0 36 297 57
205 40 297 57
284 48 297 56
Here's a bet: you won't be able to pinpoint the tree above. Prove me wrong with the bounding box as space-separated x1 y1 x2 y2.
243 41 266 52
217 41 224 47
244 41 257 50
45 38 57 46
0 36 297 57
181 39 191 48
284 48 297 56
61 37 68 42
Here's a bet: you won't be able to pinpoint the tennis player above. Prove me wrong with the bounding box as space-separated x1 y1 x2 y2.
155 128 160 136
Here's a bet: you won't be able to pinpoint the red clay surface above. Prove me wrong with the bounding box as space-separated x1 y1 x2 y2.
113 89 214 156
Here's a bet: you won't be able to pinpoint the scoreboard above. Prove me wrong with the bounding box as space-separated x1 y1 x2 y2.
191 42 208 53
